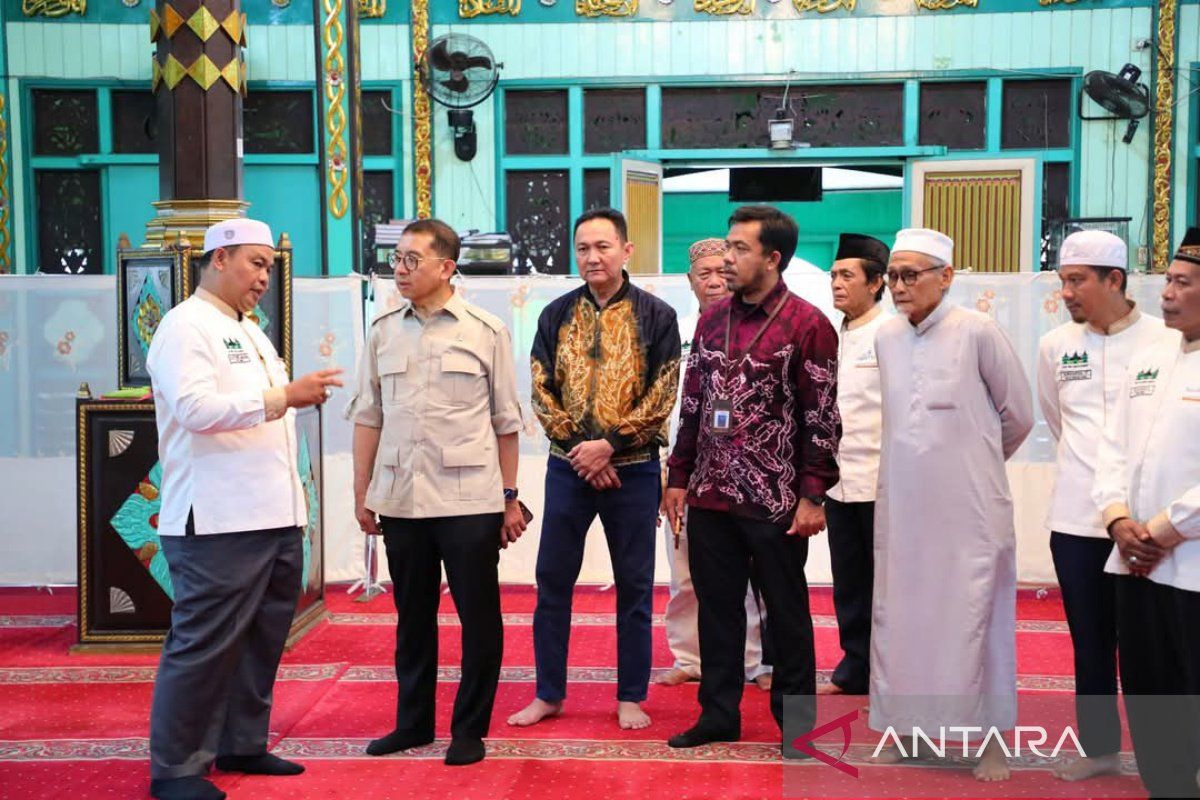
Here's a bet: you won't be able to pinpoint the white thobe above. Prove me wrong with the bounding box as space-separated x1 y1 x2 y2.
1094 332 1200 592
868 299 1034 733
828 304 890 503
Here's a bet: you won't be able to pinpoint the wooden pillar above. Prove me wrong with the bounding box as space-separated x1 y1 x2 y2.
145 0 249 244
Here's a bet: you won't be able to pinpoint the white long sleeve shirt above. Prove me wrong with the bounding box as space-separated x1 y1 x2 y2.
1093 331 1200 591
1036 306 1164 538
827 304 889 503
146 289 307 536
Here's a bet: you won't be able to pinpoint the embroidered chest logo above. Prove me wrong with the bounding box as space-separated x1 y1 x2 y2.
1057 350 1092 382
1130 367 1159 398
224 337 251 365
854 347 878 368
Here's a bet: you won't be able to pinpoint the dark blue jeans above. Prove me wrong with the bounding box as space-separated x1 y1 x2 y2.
533 457 660 703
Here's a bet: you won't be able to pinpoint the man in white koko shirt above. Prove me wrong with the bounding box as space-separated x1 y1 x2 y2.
1036 229 1163 782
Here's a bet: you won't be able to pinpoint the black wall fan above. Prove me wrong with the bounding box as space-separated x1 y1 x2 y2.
417 34 503 161
1078 63 1150 144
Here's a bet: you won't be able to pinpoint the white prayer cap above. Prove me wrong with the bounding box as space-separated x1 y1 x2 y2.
892 228 954 264
1059 229 1127 270
203 218 274 254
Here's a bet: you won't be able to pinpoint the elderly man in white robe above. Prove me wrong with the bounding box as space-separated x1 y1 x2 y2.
868 228 1034 782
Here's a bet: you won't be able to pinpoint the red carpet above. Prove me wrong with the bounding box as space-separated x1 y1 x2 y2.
0 584 1145 799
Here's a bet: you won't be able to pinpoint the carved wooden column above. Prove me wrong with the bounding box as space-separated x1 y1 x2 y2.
145 0 249 244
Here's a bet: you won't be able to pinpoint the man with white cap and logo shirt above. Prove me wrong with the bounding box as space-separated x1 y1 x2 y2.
868 228 1033 782
1092 226 1200 797
1035 229 1163 782
145 218 344 800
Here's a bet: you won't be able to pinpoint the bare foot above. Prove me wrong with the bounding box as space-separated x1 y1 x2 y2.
870 744 905 764
617 701 651 730
754 673 772 691
973 740 1010 782
1053 753 1121 781
655 667 697 686
817 682 844 695
506 698 562 727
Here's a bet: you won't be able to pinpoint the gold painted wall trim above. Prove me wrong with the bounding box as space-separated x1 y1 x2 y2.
460 0 520 17
792 0 855 12
915 0 976 9
359 0 386 17
21 0 85 18
577 0 637 16
695 0 753 14
323 0 350 220
1151 0 1177 271
0 96 9 274
412 0 433 219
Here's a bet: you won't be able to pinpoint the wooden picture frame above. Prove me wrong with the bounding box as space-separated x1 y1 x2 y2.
116 248 188 388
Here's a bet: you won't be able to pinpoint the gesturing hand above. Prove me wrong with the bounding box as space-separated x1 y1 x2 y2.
286 368 345 408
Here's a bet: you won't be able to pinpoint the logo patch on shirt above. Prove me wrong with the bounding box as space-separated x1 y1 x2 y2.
854 347 878 369
1130 367 1159 398
224 337 251 364
1057 350 1092 382
1183 385 1200 403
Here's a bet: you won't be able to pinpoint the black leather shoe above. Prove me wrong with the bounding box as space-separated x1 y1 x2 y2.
444 737 486 766
149 776 227 800
667 723 740 748
365 729 435 756
214 753 304 775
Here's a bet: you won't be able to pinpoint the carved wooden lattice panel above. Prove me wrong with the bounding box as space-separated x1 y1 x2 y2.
1001 79 1072 150
244 91 316 155
33 89 98 156
918 81 986 151
362 171 394 271
36 170 103 274
584 168 611 210
583 88 646 154
661 84 903 149
505 90 569 155
361 90 393 157
506 170 570 274
112 90 158 155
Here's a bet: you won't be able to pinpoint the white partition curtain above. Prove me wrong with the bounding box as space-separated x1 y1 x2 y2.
0 271 1171 586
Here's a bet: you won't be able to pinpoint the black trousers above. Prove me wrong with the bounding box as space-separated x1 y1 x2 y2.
1049 531 1121 758
1117 576 1200 799
149 528 302 780
687 508 816 737
381 513 503 741
825 498 874 695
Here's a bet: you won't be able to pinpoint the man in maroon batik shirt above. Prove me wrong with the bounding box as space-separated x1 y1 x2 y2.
663 205 841 756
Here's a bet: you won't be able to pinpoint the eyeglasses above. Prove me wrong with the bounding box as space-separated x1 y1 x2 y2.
885 265 943 286
389 251 441 273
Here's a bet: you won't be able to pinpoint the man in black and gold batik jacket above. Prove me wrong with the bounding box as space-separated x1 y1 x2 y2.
508 207 680 732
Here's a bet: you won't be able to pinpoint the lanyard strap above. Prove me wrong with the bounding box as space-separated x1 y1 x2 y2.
724 291 789 368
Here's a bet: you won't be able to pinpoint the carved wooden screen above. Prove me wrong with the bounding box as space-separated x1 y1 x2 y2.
583 88 646 154
1001 79 1072 150
584 169 610 210
506 170 570 274
918 81 986 151
244 91 316 155
504 90 569 155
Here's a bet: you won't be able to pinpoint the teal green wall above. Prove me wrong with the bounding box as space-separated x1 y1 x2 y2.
662 190 902 274
245 166 322 276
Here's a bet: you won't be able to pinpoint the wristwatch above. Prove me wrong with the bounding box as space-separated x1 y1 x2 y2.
802 494 826 507
503 487 519 503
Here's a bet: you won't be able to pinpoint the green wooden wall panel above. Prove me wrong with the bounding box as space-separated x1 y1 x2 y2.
106 165 158 252
1175 5 1200 240
245 166 322 276
358 25 411 82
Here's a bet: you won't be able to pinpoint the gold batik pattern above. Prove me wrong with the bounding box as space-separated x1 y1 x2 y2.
531 358 578 442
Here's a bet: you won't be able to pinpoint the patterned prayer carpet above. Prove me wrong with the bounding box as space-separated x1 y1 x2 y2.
0 585 1146 799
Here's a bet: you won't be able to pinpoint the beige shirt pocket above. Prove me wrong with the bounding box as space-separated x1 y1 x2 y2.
442 439 498 500
379 354 410 405
438 348 487 407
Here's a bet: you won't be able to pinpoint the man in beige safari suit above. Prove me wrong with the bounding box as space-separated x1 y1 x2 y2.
348 218 526 766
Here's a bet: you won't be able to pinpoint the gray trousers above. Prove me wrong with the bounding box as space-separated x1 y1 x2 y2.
149 527 303 780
